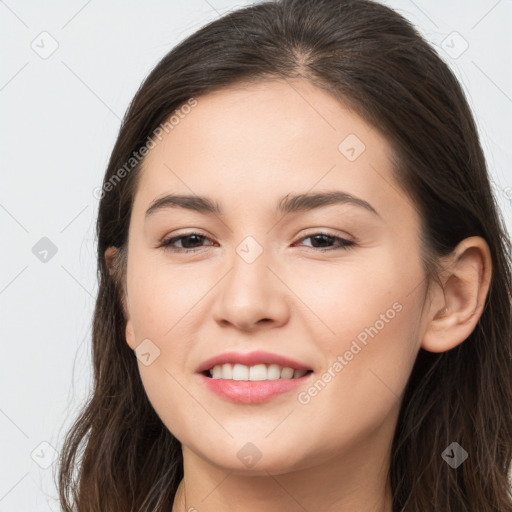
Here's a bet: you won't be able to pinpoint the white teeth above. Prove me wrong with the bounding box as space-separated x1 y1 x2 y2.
208 363 310 381
280 367 294 379
221 363 232 379
267 364 281 380
249 364 267 381
232 363 249 381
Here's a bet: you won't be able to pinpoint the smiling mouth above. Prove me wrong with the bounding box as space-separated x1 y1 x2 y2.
203 363 314 381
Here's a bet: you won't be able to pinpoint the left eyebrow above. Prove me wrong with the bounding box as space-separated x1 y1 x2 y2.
144 191 382 220
276 191 381 218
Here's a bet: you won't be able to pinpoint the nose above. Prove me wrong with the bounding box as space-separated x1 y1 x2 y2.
211 244 290 332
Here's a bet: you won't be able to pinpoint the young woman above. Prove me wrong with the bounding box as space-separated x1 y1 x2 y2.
57 0 512 510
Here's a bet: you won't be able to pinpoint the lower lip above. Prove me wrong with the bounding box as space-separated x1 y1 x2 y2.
199 373 313 404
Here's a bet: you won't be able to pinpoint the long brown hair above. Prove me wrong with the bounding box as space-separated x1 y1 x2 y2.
57 0 512 510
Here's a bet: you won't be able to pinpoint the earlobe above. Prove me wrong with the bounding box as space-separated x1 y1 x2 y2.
125 319 136 351
122 294 136 351
104 246 135 350
421 236 492 353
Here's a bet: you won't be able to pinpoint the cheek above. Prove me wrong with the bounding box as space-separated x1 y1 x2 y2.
293 244 423 347
136 364 209 445
126 249 196 342
293 246 424 411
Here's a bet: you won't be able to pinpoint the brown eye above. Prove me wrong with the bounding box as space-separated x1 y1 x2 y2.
296 232 356 252
159 233 215 252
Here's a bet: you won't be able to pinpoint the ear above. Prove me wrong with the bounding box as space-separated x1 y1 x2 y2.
421 236 492 353
104 246 120 276
104 246 137 351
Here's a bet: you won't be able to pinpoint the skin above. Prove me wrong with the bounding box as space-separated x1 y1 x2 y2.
105 78 492 512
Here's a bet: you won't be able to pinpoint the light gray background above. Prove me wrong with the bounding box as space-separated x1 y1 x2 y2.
1 0 511 510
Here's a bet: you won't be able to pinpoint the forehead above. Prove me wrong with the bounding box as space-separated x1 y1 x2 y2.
147 79 387 163
132 79 414 225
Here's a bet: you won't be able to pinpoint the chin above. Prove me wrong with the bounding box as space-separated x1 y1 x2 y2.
187 438 316 476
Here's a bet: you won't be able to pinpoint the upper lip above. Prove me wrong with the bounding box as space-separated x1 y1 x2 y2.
196 350 312 374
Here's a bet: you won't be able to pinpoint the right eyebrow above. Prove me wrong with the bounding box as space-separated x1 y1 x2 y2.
145 194 221 219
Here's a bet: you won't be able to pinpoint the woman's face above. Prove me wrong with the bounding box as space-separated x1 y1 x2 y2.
121 79 431 474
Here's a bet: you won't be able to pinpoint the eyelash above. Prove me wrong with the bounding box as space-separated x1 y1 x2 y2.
158 231 356 253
